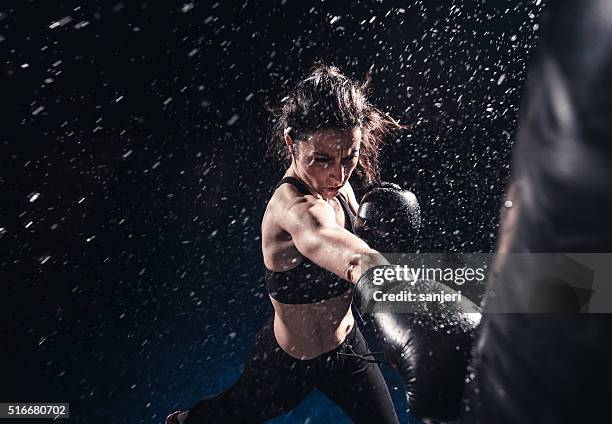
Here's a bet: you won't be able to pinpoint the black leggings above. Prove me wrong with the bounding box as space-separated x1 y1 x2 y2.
184 316 399 424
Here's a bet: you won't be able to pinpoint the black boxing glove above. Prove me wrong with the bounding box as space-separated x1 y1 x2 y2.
354 182 421 253
353 183 481 422
355 264 481 424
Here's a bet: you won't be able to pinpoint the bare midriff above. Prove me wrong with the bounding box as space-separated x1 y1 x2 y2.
270 288 355 360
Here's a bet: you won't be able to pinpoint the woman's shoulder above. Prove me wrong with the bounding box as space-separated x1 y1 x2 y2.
265 181 316 216
270 179 311 204
265 182 335 234
273 183 329 216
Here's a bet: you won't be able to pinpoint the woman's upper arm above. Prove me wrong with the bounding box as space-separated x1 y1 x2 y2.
280 199 332 246
282 198 372 280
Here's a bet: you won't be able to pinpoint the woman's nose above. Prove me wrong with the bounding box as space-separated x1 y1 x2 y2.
329 162 344 183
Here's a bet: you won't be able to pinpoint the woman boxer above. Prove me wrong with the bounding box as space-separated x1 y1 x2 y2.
167 64 401 424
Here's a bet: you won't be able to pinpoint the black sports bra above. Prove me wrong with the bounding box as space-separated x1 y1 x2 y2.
265 177 355 304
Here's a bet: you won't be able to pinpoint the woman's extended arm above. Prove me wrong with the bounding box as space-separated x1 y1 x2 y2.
282 197 386 284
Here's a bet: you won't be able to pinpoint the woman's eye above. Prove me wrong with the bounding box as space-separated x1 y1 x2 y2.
313 155 356 163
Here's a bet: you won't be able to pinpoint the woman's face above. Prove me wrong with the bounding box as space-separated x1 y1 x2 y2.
288 127 361 199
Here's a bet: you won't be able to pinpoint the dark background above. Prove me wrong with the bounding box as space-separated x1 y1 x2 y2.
2 0 545 422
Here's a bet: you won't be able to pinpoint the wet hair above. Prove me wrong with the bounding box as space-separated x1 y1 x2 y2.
268 63 403 185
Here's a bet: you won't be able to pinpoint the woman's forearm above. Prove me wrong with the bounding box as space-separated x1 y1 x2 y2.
346 250 389 284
